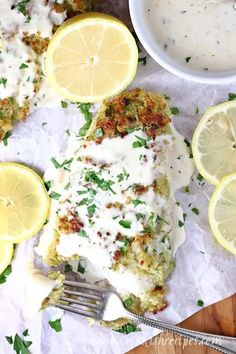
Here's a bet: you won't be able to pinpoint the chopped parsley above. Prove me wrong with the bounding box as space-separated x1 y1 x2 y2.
183 185 190 193
119 220 132 229
185 56 191 63
228 93 236 101
183 212 187 221
135 213 145 221
6 332 32 354
85 171 116 194
87 204 96 215
16 0 31 22
64 182 70 190
64 264 73 273
22 330 29 337
156 215 169 225
44 180 52 191
49 191 61 200
195 107 199 115
170 107 179 115
178 220 184 228
197 299 204 307
78 229 88 238
61 101 68 108
117 168 129 182
126 126 141 133
131 199 146 207
50 157 61 169
192 207 199 215
77 262 85 274
197 173 204 182
19 63 28 69
124 297 133 308
138 56 147 65
132 135 147 148
50 157 73 170
0 77 7 88
78 103 93 137
3 131 12 146
0 265 12 284
115 323 140 334
49 319 62 332
184 138 191 147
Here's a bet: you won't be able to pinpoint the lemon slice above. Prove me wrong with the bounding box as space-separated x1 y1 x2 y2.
192 101 236 185
0 243 13 275
209 173 236 255
46 12 138 102
0 163 49 243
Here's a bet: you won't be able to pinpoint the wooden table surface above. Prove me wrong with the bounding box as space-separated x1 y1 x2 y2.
128 294 236 354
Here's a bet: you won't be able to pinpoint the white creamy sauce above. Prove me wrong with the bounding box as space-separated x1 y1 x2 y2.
36 124 194 297
149 0 236 71
0 0 65 106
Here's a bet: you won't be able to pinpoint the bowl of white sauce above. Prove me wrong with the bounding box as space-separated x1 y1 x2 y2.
129 0 236 84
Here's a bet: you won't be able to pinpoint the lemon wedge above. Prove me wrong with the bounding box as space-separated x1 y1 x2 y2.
0 243 13 275
0 163 49 243
192 101 236 185
209 173 236 255
45 12 138 103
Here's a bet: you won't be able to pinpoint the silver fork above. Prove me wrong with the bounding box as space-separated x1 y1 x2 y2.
56 280 236 354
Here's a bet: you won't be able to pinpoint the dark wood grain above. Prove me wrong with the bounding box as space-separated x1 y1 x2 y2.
127 294 236 354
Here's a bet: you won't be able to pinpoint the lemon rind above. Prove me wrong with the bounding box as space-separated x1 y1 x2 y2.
0 242 14 275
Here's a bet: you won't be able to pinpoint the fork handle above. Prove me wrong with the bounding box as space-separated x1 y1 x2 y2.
126 312 236 354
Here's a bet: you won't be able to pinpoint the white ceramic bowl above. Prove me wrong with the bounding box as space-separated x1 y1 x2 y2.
129 0 236 85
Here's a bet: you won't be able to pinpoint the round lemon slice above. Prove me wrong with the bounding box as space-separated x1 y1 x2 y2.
0 163 49 243
0 243 13 275
209 173 236 255
192 101 236 185
46 13 138 103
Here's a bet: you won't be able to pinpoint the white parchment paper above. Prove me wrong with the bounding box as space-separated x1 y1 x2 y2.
0 1 236 353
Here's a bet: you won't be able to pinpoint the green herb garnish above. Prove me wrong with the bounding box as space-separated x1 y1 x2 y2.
117 168 129 182
77 262 85 274
49 319 62 332
0 77 7 88
3 131 12 146
0 265 12 284
6 332 32 354
78 229 88 238
19 63 28 69
119 220 132 229
131 199 146 207
124 297 133 307
197 299 204 306
138 56 147 65
135 213 145 221
44 180 52 191
132 135 147 148
61 101 68 108
192 207 199 215
228 93 236 101
50 157 61 169
87 204 96 215
49 191 61 200
115 323 140 334
78 103 93 137
64 264 73 273
170 107 179 115
185 56 191 63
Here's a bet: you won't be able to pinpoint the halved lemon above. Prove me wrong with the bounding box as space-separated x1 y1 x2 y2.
46 12 138 102
0 243 13 275
192 101 236 185
0 163 49 243
209 173 236 255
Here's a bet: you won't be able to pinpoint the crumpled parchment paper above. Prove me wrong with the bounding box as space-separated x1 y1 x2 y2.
0 1 236 353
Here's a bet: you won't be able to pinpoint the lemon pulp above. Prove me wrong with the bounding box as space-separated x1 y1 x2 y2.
192 101 236 185
0 163 49 243
46 13 138 103
209 173 236 255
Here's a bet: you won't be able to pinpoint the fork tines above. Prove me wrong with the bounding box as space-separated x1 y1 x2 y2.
55 280 105 319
